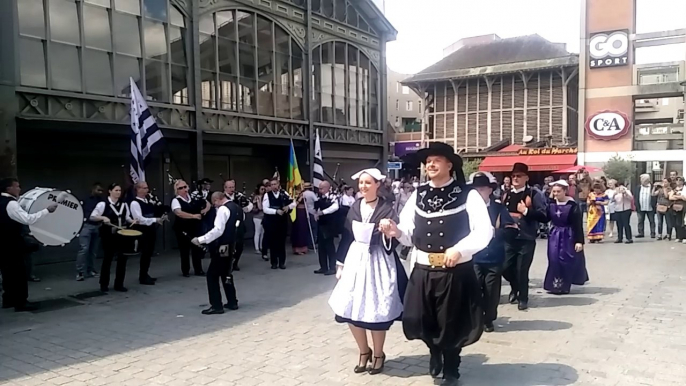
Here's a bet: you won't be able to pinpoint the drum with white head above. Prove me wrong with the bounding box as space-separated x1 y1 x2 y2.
17 188 84 246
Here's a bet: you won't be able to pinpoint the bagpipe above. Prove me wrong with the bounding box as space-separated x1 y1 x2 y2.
120 164 171 217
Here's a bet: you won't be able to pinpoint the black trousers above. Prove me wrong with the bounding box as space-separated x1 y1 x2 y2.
317 231 336 272
261 230 269 256
99 232 128 289
1 247 28 307
503 239 536 302
176 230 204 275
637 210 656 237
657 210 674 238
266 217 288 267
138 229 156 281
615 210 633 241
206 244 238 310
233 238 244 267
473 263 502 324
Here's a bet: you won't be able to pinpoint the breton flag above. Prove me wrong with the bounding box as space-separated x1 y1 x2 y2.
129 78 164 184
313 129 324 188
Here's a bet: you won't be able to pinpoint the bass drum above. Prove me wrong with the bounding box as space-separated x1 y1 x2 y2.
17 188 84 246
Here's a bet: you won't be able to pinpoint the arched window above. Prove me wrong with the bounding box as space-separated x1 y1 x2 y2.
17 0 190 104
313 42 378 130
197 10 304 119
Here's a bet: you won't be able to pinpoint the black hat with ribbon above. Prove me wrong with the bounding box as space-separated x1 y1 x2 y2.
416 142 465 182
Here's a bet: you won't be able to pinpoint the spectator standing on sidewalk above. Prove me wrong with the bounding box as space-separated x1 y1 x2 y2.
655 178 674 240
613 182 634 244
669 177 686 243
76 183 104 281
633 174 657 239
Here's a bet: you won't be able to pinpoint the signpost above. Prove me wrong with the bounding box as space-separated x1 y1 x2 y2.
387 161 403 170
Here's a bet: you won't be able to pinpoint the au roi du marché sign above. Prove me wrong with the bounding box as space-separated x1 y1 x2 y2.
517 148 578 156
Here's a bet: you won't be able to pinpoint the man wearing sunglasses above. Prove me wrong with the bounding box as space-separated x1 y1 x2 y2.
171 180 211 277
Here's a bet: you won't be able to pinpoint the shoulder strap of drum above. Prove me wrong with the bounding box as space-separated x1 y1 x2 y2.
495 213 501 232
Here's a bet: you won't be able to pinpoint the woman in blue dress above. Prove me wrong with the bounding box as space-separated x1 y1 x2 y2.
544 180 589 294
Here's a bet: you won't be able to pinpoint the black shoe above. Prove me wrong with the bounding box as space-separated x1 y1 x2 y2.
182 273 191 278
271 265 277 269
485 323 495 333
324 270 336 276
262 255 269 261
279 264 286 270
354 349 372 373
223 303 239 310
2 302 14 309
139 278 155 285
440 376 460 386
508 292 518 304
314 269 327 274
368 353 385 375
148 276 158 282
100 286 109 292
429 349 443 378
114 286 128 292
518 300 528 310
651 235 656 239
614 240 623 244
657 236 663 241
636 235 644 238
625 240 633 244
195 271 206 277
201 307 224 315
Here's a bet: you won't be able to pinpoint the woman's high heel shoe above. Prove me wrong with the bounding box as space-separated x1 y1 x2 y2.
368 353 386 375
353 349 372 373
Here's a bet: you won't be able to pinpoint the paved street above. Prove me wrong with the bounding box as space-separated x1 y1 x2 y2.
1 237 686 386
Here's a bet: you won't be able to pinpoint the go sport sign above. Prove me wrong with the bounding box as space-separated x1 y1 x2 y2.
589 30 629 68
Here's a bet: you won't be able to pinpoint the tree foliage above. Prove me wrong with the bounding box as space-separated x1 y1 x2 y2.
462 159 482 177
602 154 634 184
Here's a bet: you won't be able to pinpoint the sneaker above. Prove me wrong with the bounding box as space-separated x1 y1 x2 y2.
76 274 84 282
88 270 99 278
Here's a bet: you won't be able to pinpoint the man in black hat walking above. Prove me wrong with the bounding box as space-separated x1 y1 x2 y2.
380 142 492 385
502 162 548 310
468 171 518 332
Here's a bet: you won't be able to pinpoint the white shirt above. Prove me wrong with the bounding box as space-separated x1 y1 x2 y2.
605 189 616 214
130 197 159 226
226 193 254 213
319 193 340 215
302 190 318 215
613 189 633 212
198 205 231 244
396 181 493 266
171 195 191 212
90 197 133 225
341 195 356 207
2 193 49 225
262 191 296 215
639 185 652 211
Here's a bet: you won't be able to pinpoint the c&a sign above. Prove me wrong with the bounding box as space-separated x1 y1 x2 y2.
585 110 631 140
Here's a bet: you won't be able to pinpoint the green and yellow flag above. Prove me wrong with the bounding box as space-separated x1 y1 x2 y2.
287 139 302 222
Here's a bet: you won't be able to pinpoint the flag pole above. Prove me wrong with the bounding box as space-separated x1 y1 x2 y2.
291 138 317 255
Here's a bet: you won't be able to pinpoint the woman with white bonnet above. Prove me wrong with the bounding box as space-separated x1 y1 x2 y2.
544 179 589 295
328 168 408 376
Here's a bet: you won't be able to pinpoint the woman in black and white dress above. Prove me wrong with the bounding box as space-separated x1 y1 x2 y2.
89 183 135 292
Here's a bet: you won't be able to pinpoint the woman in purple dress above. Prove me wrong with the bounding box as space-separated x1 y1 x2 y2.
544 180 589 295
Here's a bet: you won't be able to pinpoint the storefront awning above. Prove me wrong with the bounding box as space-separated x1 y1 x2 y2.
479 153 577 172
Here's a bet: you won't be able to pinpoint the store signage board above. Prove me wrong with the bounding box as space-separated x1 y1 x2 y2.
517 148 578 156
589 30 629 68
387 161 403 170
585 110 632 140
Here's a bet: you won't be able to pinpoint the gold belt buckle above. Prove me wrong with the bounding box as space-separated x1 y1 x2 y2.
428 253 446 267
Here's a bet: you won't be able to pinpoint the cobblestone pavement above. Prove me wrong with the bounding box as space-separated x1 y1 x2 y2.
1 237 686 386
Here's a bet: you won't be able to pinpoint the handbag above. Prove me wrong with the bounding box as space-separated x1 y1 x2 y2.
657 204 669 214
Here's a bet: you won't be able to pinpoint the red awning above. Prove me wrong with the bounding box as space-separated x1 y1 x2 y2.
479 154 577 172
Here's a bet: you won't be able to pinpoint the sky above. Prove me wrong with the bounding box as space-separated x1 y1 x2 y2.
378 0 686 75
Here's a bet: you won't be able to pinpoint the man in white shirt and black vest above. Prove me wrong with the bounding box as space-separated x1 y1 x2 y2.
502 162 548 311
380 143 493 385
130 181 166 285
313 181 339 275
192 192 240 315
0 178 57 311
262 178 296 269
223 180 252 271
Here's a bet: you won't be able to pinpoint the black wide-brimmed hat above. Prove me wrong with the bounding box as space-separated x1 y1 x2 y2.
469 172 497 188
416 142 463 171
511 162 529 175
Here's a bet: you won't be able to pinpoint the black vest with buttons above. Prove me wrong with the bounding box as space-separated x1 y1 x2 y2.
412 180 471 253
214 201 241 247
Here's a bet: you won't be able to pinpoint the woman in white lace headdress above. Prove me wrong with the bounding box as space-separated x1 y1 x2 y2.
328 168 408 376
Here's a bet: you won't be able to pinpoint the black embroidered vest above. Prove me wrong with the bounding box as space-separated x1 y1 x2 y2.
412 180 471 253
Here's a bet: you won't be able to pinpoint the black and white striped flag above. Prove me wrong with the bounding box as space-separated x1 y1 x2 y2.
313 129 324 188
129 78 164 184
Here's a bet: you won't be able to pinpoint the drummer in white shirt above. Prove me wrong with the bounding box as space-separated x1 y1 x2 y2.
130 181 166 285
0 178 57 311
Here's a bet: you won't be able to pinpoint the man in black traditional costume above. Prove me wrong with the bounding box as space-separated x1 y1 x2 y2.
379 142 493 385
